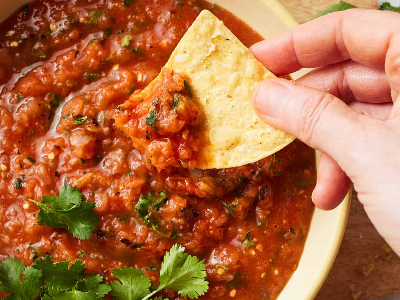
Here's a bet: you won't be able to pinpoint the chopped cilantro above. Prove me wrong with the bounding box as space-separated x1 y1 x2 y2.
88 10 101 25
146 110 157 127
226 272 245 289
123 0 135 7
48 92 63 109
103 27 112 37
153 190 168 211
223 202 237 218
26 156 36 163
14 175 25 189
72 115 88 124
131 47 143 55
85 71 101 82
117 29 125 34
76 250 85 258
242 232 255 248
22 4 30 15
121 35 133 47
136 191 169 237
33 50 47 59
290 227 296 235
172 94 180 112
171 231 180 239
0 258 42 300
177 0 185 7
16 92 23 103
145 266 158 271
116 215 129 224
184 80 192 96
29 184 99 239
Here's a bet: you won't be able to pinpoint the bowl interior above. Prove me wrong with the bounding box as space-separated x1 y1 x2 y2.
0 1 351 299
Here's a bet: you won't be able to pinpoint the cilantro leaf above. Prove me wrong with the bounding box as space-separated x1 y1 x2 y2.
41 185 83 210
42 290 101 300
146 110 157 127
33 256 85 291
77 274 111 297
29 184 99 239
0 258 43 300
312 1 356 19
110 267 151 300
157 244 208 298
88 10 101 25
380 2 400 12
183 80 192 96
242 232 255 248
172 95 180 112
121 35 133 48
72 116 88 125
103 28 113 37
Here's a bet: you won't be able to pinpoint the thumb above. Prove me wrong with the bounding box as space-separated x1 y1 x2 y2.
252 78 369 167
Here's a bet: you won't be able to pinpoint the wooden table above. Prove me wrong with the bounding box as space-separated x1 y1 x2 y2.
278 1 400 299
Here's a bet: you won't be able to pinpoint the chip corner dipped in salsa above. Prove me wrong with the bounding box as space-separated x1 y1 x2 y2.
0 1 315 300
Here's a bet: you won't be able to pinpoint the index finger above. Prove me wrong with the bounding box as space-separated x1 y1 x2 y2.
250 9 400 75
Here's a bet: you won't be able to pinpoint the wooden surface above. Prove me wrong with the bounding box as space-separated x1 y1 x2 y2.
280 0 378 23
278 1 400 300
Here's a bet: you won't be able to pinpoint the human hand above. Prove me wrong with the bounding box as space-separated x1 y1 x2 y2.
251 9 400 255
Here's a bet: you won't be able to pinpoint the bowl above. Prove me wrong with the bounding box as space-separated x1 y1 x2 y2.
0 1 351 299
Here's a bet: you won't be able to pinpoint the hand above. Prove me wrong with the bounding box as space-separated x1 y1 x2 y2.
251 9 400 255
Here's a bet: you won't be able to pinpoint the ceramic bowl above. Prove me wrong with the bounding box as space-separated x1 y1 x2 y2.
0 1 351 299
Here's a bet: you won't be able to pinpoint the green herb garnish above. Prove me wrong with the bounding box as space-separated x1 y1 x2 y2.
0 258 42 300
131 47 143 55
88 10 101 25
184 80 192 96
290 227 296 235
85 71 101 82
146 110 157 127
14 175 25 189
121 35 133 47
48 92 63 109
242 232 255 248
172 94 180 112
103 27 112 37
1 244 208 300
26 157 36 163
72 115 88 124
29 184 99 240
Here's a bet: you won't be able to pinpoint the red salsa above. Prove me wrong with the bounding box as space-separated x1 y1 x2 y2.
0 1 315 299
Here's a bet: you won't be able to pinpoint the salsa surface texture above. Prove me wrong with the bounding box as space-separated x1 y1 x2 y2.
0 0 316 299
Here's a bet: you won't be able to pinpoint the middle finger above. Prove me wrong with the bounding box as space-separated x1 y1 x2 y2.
296 60 392 104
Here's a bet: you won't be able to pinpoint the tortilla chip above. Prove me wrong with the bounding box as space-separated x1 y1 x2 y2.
164 10 294 168
118 10 294 169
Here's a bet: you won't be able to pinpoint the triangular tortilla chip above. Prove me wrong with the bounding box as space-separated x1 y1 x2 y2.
166 10 294 168
115 10 294 170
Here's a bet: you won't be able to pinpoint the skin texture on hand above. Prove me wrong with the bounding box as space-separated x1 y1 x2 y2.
251 9 400 255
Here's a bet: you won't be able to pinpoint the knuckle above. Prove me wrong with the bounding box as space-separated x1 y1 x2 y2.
298 93 335 145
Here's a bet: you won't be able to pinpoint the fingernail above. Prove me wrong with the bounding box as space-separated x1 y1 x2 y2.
253 81 289 118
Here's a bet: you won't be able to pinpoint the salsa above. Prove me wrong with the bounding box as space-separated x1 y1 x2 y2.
0 0 316 299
